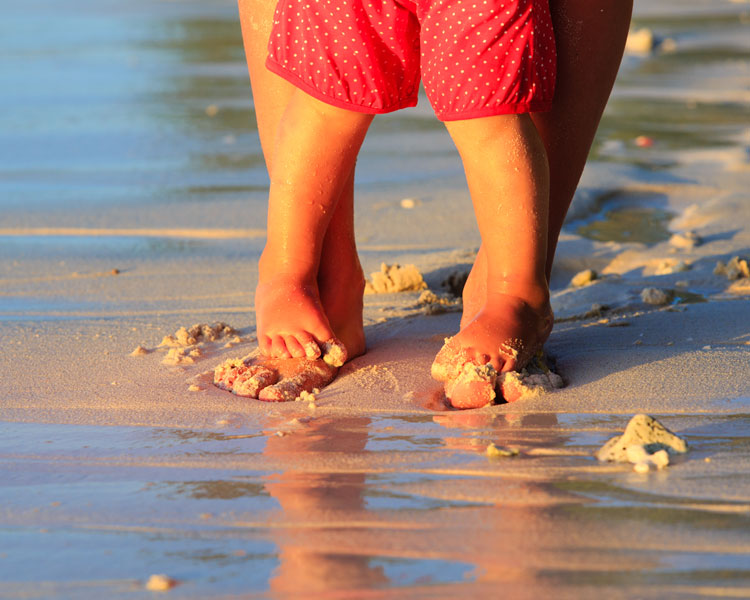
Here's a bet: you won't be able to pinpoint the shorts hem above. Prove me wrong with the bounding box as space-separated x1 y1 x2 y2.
437 101 554 122
265 58 419 115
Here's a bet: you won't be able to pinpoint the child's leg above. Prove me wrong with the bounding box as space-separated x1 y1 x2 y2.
256 90 373 360
316 170 366 358
433 113 552 405
240 0 366 360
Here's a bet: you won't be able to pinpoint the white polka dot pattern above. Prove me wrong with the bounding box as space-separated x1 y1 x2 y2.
266 0 557 120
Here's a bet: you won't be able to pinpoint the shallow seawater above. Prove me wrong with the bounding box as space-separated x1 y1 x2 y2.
2 413 749 598
577 206 674 245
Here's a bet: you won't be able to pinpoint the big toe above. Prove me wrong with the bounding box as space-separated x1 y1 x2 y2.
443 362 498 410
445 378 496 409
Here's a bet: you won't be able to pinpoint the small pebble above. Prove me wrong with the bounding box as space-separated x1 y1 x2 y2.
661 38 677 53
486 443 519 458
205 104 219 117
626 27 655 53
641 287 672 305
145 574 178 591
635 135 654 148
669 231 702 250
570 269 597 287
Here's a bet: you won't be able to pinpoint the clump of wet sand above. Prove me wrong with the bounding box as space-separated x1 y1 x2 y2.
640 287 673 306
570 269 598 288
128 322 241 366
596 414 688 473
159 322 237 347
714 256 749 281
365 263 427 294
441 269 470 297
669 231 702 250
417 290 461 315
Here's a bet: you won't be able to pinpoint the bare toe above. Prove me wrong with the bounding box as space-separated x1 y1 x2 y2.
282 334 306 359
258 359 337 402
233 364 278 398
295 331 321 360
431 337 473 382
259 335 272 356
269 335 292 359
214 359 278 398
443 362 498 409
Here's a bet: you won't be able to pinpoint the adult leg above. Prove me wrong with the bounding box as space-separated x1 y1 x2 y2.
537 0 633 278
460 0 633 326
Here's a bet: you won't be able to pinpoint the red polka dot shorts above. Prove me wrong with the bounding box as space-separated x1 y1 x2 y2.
266 0 556 121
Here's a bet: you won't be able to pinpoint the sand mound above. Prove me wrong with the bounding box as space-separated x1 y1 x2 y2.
365 263 427 294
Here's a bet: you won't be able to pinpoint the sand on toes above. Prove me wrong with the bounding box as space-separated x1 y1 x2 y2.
431 298 553 409
214 340 346 402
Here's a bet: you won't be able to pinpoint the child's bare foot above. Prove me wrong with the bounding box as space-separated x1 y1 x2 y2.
219 245 366 402
432 290 553 409
215 352 338 401
255 275 344 362
256 242 366 364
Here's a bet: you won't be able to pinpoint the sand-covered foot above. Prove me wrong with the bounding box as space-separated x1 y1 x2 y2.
214 358 279 397
432 294 553 409
258 358 337 401
214 353 339 401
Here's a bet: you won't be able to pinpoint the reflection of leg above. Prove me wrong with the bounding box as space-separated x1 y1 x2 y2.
534 0 633 279
263 417 388 593
433 115 553 408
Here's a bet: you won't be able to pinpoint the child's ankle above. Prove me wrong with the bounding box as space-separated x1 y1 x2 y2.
486 276 550 311
258 249 318 285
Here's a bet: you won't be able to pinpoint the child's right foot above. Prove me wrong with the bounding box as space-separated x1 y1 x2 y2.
224 255 366 402
432 288 553 409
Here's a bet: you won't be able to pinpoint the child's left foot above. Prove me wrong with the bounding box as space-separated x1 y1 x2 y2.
215 353 338 401
431 291 553 409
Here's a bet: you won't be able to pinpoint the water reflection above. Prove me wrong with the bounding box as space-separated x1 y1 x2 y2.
261 416 390 593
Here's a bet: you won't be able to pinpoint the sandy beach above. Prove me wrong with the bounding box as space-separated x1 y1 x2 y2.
2 0 750 597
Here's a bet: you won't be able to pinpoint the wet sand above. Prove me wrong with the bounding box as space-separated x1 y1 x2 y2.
2 0 750 597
